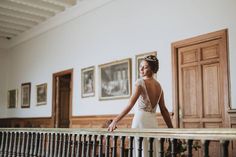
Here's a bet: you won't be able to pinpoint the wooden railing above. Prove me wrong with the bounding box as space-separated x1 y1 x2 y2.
0 128 236 157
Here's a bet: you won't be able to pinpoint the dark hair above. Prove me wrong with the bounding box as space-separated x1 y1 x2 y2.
144 55 159 73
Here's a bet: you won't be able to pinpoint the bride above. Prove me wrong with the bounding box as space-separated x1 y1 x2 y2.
108 55 173 156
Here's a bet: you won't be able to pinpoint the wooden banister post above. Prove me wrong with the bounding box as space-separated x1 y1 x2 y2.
202 140 210 157
148 137 154 157
220 140 229 157
159 138 165 157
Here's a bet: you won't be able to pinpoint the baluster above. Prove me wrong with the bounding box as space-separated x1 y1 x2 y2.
45 133 51 157
86 135 92 157
24 132 30 156
187 139 193 157
8 132 13 156
66 134 72 157
98 135 103 157
129 136 134 157
32 132 38 156
120 136 126 157
170 138 177 157
53 133 58 157
159 138 165 157
137 137 143 157
112 136 118 157
71 134 76 157
29 132 35 156
92 135 97 157
16 132 22 156
202 140 210 157
46 133 50 157
50 133 54 157
62 134 66 157
148 137 154 157
12 132 17 156
0 132 4 156
42 133 47 157
220 140 229 157
4 132 9 156
76 134 82 157
37 133 42 157
82 134 87 157
57 133 62 157
21 132 26 156
105 135 110 157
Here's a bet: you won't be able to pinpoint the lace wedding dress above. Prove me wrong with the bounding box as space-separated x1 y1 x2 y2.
131 79 162 157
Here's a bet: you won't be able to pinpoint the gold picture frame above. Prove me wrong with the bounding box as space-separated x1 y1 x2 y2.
98 58 132 100
36 83 47 105
8 89 18 108
135 51 157 79
21 82 31 108
81 66 95 98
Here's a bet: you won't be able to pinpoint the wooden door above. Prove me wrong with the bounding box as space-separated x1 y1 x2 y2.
178 39 224 128
58 74 71 128
172 29 230 156
53 69 73 128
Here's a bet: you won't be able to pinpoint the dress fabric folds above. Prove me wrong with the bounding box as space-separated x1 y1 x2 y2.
131 79 162 157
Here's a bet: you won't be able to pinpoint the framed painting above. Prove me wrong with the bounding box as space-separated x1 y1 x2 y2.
36 83 47 105
21 82 31 108
135 51 157 79
8 89 18 108
81 66 95 98
98 58 132 100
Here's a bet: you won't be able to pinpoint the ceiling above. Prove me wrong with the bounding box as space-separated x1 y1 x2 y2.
0 0 77 40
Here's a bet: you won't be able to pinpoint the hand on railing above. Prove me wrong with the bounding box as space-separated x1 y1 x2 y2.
107 120 118 132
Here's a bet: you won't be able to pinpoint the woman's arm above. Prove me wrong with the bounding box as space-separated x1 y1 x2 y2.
159 92 173 128
108 85 141 132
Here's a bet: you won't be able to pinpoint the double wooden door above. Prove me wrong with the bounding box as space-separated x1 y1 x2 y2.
178 39 226 128
172 29 230 156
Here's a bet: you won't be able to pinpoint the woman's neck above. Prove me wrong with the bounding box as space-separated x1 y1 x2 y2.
143 76 153 80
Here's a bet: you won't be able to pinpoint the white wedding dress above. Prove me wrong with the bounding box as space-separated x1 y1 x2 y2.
131 78 162 157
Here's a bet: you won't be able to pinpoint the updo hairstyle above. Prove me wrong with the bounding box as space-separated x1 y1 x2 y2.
144 55 159 73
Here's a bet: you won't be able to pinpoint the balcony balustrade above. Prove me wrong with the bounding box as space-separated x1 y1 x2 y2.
0 128 235 157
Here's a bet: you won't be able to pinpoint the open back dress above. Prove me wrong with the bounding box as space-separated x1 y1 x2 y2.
131 78 162 157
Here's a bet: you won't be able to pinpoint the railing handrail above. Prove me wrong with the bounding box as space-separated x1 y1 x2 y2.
1 128 236 140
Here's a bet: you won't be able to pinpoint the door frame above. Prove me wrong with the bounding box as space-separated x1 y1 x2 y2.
171 29 230 128
52 69 73 128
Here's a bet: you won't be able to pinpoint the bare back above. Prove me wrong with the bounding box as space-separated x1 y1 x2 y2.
143 78 162 108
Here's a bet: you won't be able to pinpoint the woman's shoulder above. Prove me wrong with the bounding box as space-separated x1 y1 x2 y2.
135 78 144 86
153 79 162 89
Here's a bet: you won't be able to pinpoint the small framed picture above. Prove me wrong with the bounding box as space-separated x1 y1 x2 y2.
81 66 95 98
135 51 157 79
98 58 132 100
36 83 47 105
8 89 18 108
21 82 31 108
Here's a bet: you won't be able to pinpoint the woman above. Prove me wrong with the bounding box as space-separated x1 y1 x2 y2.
108 55 173 156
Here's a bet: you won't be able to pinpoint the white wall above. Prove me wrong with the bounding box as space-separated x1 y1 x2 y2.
0 50 8 117
0 0 236 118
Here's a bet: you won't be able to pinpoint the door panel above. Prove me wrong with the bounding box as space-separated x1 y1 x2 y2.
182 66 199 118
202 63 221 118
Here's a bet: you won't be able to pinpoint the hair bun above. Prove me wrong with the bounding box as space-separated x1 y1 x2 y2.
144 55 159 73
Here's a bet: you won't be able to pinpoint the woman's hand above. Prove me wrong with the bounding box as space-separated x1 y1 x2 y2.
108 120 117 132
